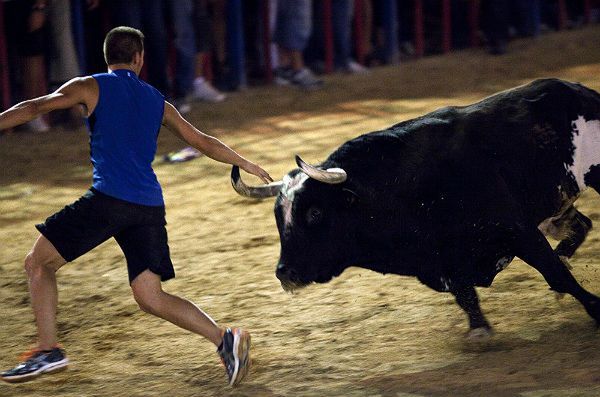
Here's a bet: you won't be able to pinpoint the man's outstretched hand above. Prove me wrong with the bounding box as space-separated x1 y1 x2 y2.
241 162 273 184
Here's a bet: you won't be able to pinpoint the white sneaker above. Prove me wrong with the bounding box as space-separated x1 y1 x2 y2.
193 78 226 102
290 68 323 90
26 116 50 132
172 97 192 114
344 60 369 74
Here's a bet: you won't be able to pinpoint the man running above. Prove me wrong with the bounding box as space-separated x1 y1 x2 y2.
0 26 270 386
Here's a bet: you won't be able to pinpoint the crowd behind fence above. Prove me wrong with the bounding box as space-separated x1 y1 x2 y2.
0 0 598 132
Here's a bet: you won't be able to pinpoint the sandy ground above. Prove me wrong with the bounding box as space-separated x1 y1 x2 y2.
2 26 600 397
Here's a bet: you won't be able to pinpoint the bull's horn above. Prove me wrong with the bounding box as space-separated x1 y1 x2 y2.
231 166 284 198
295 155 347 184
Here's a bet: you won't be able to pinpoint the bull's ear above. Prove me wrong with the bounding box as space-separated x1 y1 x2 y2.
342 188 359 207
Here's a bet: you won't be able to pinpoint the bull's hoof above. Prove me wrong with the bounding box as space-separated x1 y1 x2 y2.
466 326 494 342
584 299 600 324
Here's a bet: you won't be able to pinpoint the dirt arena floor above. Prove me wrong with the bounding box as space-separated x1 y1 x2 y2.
3 26 600 397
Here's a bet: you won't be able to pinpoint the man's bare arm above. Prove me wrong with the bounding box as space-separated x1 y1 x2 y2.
0 77 98 131
162 101 273 183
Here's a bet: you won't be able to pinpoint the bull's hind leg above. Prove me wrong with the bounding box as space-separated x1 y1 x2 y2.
450 285 493 339
514 227 600 324
554 206 593 259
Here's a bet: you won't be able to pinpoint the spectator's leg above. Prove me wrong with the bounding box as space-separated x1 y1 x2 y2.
140 0 169 95
48 0 79 86
168 0 196 99
332 0 353 69
274 0 312 70
191 0 226 102
482 0 509 55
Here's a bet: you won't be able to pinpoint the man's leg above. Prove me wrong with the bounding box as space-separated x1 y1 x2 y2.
2 235 69 383
130 270 223 346
130 270 251 386
25 234 67 350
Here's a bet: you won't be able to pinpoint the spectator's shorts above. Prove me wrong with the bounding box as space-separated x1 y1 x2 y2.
36 188 175 284
273 0 312 51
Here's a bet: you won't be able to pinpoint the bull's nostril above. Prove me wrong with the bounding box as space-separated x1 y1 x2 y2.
276 263 300 282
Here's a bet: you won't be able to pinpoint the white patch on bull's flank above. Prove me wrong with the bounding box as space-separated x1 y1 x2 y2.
567 116 600 190
280 173 310 231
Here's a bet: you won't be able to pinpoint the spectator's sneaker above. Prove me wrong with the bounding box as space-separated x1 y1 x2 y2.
291 68 323 90
343 60 369 74
1 347 68 383
274 66 294 86
25 116 50 132
172 97 192 114
193 78 226 102
217 328 251 386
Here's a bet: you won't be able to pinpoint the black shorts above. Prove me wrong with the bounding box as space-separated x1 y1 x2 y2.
36 188 175 284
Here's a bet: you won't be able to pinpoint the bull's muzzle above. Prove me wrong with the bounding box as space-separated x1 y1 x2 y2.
276 263 307 293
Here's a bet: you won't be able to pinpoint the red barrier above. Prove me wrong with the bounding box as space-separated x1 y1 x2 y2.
353 0 365 64
442 0 452 53
584 0 592 24
262 0 273 82
414 0 424 57
323 0 334 74
557 0 568 30
0 1 10 110
203 53 214 83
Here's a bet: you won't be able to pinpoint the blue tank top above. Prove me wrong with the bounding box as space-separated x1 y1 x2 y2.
87 69 165 206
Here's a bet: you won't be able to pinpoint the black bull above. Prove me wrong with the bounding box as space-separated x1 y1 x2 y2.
231 78 600 338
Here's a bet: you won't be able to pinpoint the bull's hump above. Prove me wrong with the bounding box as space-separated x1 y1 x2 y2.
568 116 600 190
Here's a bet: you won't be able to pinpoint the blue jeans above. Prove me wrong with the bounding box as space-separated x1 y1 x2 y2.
167 0 196 98
332 0 354 68
274 0 312 51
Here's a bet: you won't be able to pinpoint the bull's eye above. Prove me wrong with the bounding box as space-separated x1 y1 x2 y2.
306 207 323 225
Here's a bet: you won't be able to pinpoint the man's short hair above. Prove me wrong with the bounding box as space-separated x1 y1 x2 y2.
103 26 144 65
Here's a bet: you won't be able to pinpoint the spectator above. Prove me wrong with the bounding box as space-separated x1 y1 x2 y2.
47 0 99 128
481 0 510 55
333 0 367 73
192 0 226 102
109 0 169 94
273 0 322 89
4 0 50 132
165 0 198 113
308 0 368 74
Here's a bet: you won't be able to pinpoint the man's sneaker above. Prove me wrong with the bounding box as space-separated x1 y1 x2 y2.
217 328 251 386
290 68 323 90
1 347 68 383
192 78 226 102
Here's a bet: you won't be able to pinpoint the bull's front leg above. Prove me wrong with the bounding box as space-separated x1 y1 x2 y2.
514 227 600 324
555 209 592 260
450 285 493 340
